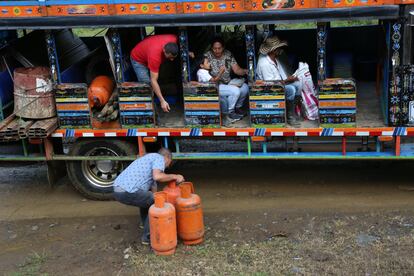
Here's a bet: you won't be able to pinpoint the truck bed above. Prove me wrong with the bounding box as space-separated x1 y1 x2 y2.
157 81 385 129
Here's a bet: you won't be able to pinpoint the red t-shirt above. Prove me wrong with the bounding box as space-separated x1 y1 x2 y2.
130 34 178 73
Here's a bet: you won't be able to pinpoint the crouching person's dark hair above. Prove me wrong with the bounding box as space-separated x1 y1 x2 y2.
164 43 179 57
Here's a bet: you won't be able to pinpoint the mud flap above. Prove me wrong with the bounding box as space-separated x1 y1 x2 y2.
46 160 67 188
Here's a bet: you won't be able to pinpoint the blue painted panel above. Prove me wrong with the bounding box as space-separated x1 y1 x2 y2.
173 151 396 158
45 0 108 4
319 109 356 115
0 1 40 6
58 113 90 117
58 111 90 116
185 111 220 116
0 70 13 106
61 63 85 83
251 110 284 115
400 143 414 156
120 111 153 116
113 0 174 3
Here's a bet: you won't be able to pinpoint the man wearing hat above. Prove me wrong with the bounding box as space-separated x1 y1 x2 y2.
256 36 301 127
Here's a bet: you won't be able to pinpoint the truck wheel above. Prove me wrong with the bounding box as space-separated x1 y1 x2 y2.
67 139 136 200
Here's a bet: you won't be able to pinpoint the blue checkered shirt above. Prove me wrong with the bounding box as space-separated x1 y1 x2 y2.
113 153 165 193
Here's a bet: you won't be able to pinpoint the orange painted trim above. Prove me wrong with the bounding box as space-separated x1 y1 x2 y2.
341 137 347 155
53 127 402 134
323 0 385 8
120 103 153 110
251 136 266 141
56 103 89 111
319 101 356 107
0 5 43 18
184 103 220 109
114 3 176 15
395 136 400 156
394 0 414 3
47 5 109 16
138 136 146 156
378 135 393 142
182 1 243 13
249 0 313 10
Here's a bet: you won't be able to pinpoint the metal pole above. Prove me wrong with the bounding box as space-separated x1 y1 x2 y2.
108 29 124 84
179 27 191 83
245 25 256 84
174 139 180 153
316 22 329 82
45 30 61 84
138 136 145 157
247 137 251 156
395 136 401 156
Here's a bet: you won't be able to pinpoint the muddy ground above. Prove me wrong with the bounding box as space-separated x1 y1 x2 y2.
1 160 414 275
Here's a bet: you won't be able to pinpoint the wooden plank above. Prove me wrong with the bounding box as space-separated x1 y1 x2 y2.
0 114 16 132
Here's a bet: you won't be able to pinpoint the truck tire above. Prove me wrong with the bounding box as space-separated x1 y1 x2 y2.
67 139 136 200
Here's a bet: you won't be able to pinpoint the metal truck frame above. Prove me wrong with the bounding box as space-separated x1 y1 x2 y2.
0 0 413 199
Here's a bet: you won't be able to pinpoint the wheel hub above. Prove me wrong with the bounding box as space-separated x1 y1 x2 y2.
81 147 124 188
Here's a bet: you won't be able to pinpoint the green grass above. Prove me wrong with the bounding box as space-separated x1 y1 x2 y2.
128 214 414 275
8 252 48 276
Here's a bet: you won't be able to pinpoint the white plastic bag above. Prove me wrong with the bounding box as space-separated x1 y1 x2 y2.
293 62 319 120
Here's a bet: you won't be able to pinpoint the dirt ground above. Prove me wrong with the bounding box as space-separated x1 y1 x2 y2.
1 160 414 275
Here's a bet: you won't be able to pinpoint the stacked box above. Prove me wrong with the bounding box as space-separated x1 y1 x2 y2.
118 83 155 127
319 78 356 128
183 83 220 127
249 81 285 127
55 83 91 128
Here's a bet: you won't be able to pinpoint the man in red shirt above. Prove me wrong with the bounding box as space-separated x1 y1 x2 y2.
130 34 178 112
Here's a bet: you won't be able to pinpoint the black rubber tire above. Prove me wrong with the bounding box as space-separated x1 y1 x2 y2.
85 54 113 85
66 139 136 200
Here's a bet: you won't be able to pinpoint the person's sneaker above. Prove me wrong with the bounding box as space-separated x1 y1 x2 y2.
141 235 150 245
228 112 243 122
235 108 247 117
222 116 230 127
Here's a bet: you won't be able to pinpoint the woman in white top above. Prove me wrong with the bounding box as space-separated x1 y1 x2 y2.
256 36 301 127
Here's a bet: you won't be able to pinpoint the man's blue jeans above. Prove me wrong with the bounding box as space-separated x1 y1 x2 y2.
114 189 154 240
218 83 249 114
130 57 150 83
285 81 301 101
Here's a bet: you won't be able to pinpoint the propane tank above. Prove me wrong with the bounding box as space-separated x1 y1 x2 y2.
149 192 177 255
176 182 204 245
162 181 181 206
88 75 114 109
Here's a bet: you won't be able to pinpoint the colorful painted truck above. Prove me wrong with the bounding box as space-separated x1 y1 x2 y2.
0 0 413 199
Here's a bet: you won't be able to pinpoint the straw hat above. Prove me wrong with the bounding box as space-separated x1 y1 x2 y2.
259 36 288 55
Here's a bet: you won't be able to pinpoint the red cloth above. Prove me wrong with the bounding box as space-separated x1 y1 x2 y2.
130 34 177 73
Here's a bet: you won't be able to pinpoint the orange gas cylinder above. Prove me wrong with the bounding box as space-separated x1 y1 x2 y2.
163 181 181 206
149 192 177 255
176 182 204 245
88 75 114 108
